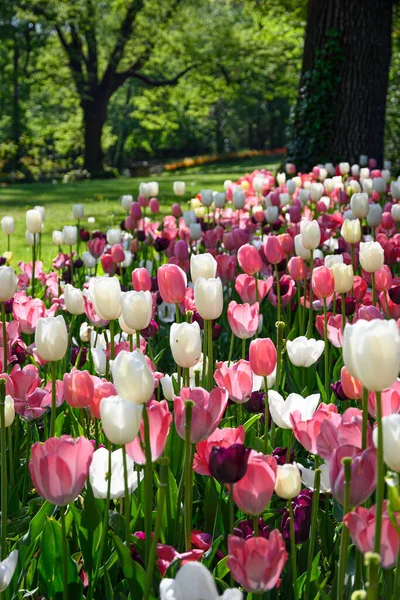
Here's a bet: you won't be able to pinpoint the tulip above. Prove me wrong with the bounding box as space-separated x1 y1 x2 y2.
25 231 39 246
249 338 277 377
62 225 78 246
300 220 320 250
72 204 84 220
237 244 263 275
170 321 202 369
1 216 14 237
214 191 226 208
232 451 277 516
372 177 386 194
350 193 369 219
101 395 143 444
194 277 223 320
131 267 151 292
359 241 384 273
174 386 228 443
331 263 354 294
265 206 279 224
227 532 287 594
89 447 139 499
64 283 85 315
312 266 334 298
88 276 121 321
35 315 68 363
343 319 400 392
160 562 243 600
121 194 133 211
0 266 18 302
330 445 377 506
339 162 350 175
268 390 320 429
190 253 217 283
111 350 154 405
344 502 399 568
340 366 363 400
29 435 93 505
372 414 400 471
193 425 245 476
286 336 325 368
200 189 213 207
227 301 259 339
274 463 301 499
120 290 152 332
158 264 187 305
82 251 96 268
126 400 172 464
0 550 18 592
341 218 361 244
26 209 42 234
0 395 15 428
189 223 201 240
214 360 253 404
367 203 383 228
294 234 311 260
183 210 196 226
287 257 306 281
209 444 251 484
233 188 245 209
173 181 185 196
391 203 400 222
63 368 94 408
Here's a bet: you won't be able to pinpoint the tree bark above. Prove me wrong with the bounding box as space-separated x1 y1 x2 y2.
289 0 394 170
83 96 109 177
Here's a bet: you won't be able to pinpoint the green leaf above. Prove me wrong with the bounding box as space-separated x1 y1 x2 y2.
55 411 65 436
297 551 321 596
112 533 147 598
161 466 178 542
213 556 229 580
316 372 327 403
37 516 83 600
77 481 102 578
243 412 261 432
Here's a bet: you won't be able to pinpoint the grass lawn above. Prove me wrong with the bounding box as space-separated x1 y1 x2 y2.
0 155 281 265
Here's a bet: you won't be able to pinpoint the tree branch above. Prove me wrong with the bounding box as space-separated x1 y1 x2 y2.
127 63 198 87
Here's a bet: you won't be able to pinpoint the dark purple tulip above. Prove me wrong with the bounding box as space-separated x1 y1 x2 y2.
192 311 204 330
243 391 265 414
335 296 356 316
92 231 106 240
330 380 349 402
389 285 400 304
272 447 294 465
281 489 313 544
212 324 222 340
71 346 88 368
13 341 26 366
74 259 84 269
4 298 13 315
141 320 159 339
151 276 159 293
120 219 127 231
154 237 169 252
209 444 251 484
0 257 6 267
233 518 270 539
80 229 90 242
137 230 146 242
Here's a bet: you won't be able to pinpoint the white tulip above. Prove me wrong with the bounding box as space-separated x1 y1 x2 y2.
359 155 368 167
324 179 334 194
190 253 217 283
349 179 361 193
300 220 320 250
287 180 296 195
214 192 226 208
79 322 92 343
298 189 310 206
350 193 369 219
274 464 302 499
343 319 400 392
121 194 133 211
107 229 121 246
372 415 400 472
62 225 78 246
64 284 85 315
100 396 143 445
366 204 383 228
339 162 350 175
294 234 311 260
170 321 202 369
201 189 214 207
148 181 159 197
52 230 64 246
253 175 264 193
183 210 196 227
391 182 400 200
351 164 360 177
265 206 279 224
34 205 45 221
286 336 325 368
268 390 320 429
190 223 202 240
232 188 245 209
0 550 18 592
0 266 18 302
224 179 232 190
72 204 84 220
341 219 361 244
277 172 286 186
121 250 133 268
362 178 373 195
0 396 15 428
298 462 331 493
139 182 150 198
26 209 42 234
82 252 96 269
35 315 68 362
160 373 178 401
173 181 186 196
310 182 324 202
331 263 354 294
1 217 14 236
89 448 140 499
324 254 343 268
112 350 154 405
382 169 391 183
120 290 152 332
293 176 302 188
194 277 223 320
392 204 400 222
89 276 121 320
359 241 384 273
372 177 386 194
160 562 243 600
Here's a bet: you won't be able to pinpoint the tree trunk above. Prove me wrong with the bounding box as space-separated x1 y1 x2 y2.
289 0 394 170
83 97 109 177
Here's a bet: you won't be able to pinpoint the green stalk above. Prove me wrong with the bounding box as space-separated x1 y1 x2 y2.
7 428 13 490
142 407 153 566
241 337 246 360
366 552 381 600
362 388 369 450
184 401 194 551
337 457 353 600
263 376 269 453
50 361 57 438
60 504 69 600
275 321 285 393
175 303 181 324
227 329 235 365
143 458 169 600
374 390 384 554
371 272 377 307
7 235 10 253
1 303 7 375
289 501 299 600
109 319 115 361
323 297 329 400
70 246 74 284
129 334 133 352
135 330 140 352
307 249 314 338
275 264 281 322
0 380 7 561
202 323 208 386
341 293 346 332
122 445 130 545
91 443 112 598
305 468 321 600
351 244 355 296
32 236 36 297
208 320 213 391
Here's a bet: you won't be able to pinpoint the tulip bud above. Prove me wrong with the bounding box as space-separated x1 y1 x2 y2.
170 321 202 368
183 210 196 227
274 464 301 499
300 220 320 250
72 204 84 220
350 193 369 219
341 219 361 244
200 189 213 207
1 217 14 236
373 415 400 472
310 182 324 202
88 276 121 320
120 290 152 331
139 182 150 198
277 172 286 185
80 322 92 343
189 223 202 240
392 203 400 222
0 266 18 302
265 206 279 224
214 192 226 208
325 254 343 268
366 204 383 228
35 315 68 362
106 229 121 246
209 444 251 484
233 188 245 209
359 241 384 273
112 350 154 405
194 277 223 320
0 395 15 428
62 226 78 246
82 252 96 268
372 177 386 194
331 263 354 294
190 253 217 283
294 234 311 260
64 284 85 315
100 395 143 445
148 181 159 197
52 230 64 246
121 194 133 211
26 209 42 234
173 181 186 196
253 175 264 193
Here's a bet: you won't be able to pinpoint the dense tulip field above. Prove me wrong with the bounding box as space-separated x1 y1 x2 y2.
1 158 400 600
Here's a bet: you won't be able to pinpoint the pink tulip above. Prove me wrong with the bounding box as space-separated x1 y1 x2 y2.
237 243 263 275
316 407 373 461
193 425 245 476
216 255 237 283
88 237 106 258
235 274 273 305
63 368 94 409
214 360 253 404
132 267 152 292
269 274 296 308
101 253 117 276
130 202 142 220
278 233 294 256
174 387 228 443
227 301 260 339
312 266 335 299
231 451 277 516
110 244 125 264
291 403 341 454
340 367 363 400
171 203 182 218
227 531 287 593
344 501 400 568
89 379 117 419
149 197 160 213
330 445 377 506
368 380 400 418
249 338 277 377
156 543 203 577
374 265 393 292
288 256 306 281
126 400 172 464
12 294 46 334
83 295 109 328
174 240 189 261
263 236 284 264
10 364 41 401
157 264 187 304
29 436 94 505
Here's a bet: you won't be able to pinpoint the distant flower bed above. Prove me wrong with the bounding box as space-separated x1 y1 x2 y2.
163 148 286 171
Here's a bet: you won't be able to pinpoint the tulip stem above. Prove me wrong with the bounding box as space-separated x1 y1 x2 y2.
32 236 36 297
323 298 329 401
1 303 7 375
175 303 180 324
202 323 208 386
227 330 234 366
307 249 314 338
274 264 281 322
50 361 57 438
351 244 355 295
362 388 369 450
263 376 269 453
142 406 153 566
69 245 74 284
184 401 194 551
255 273 259 304
340 293 346 332
208 320 213 391
337 457 352 600
366 552 380 600
394 545 400 600
122 445 130 545
275 321 285 393
0 380 7 561
109 319 115 361
144 458 169 600
60 504 69 600
241 337 246 360
305 468 321 600
135 330 140 352
288 500 299 600
374 390 384 554
91 443 112 598
129 334 133 352
371 272 377 306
